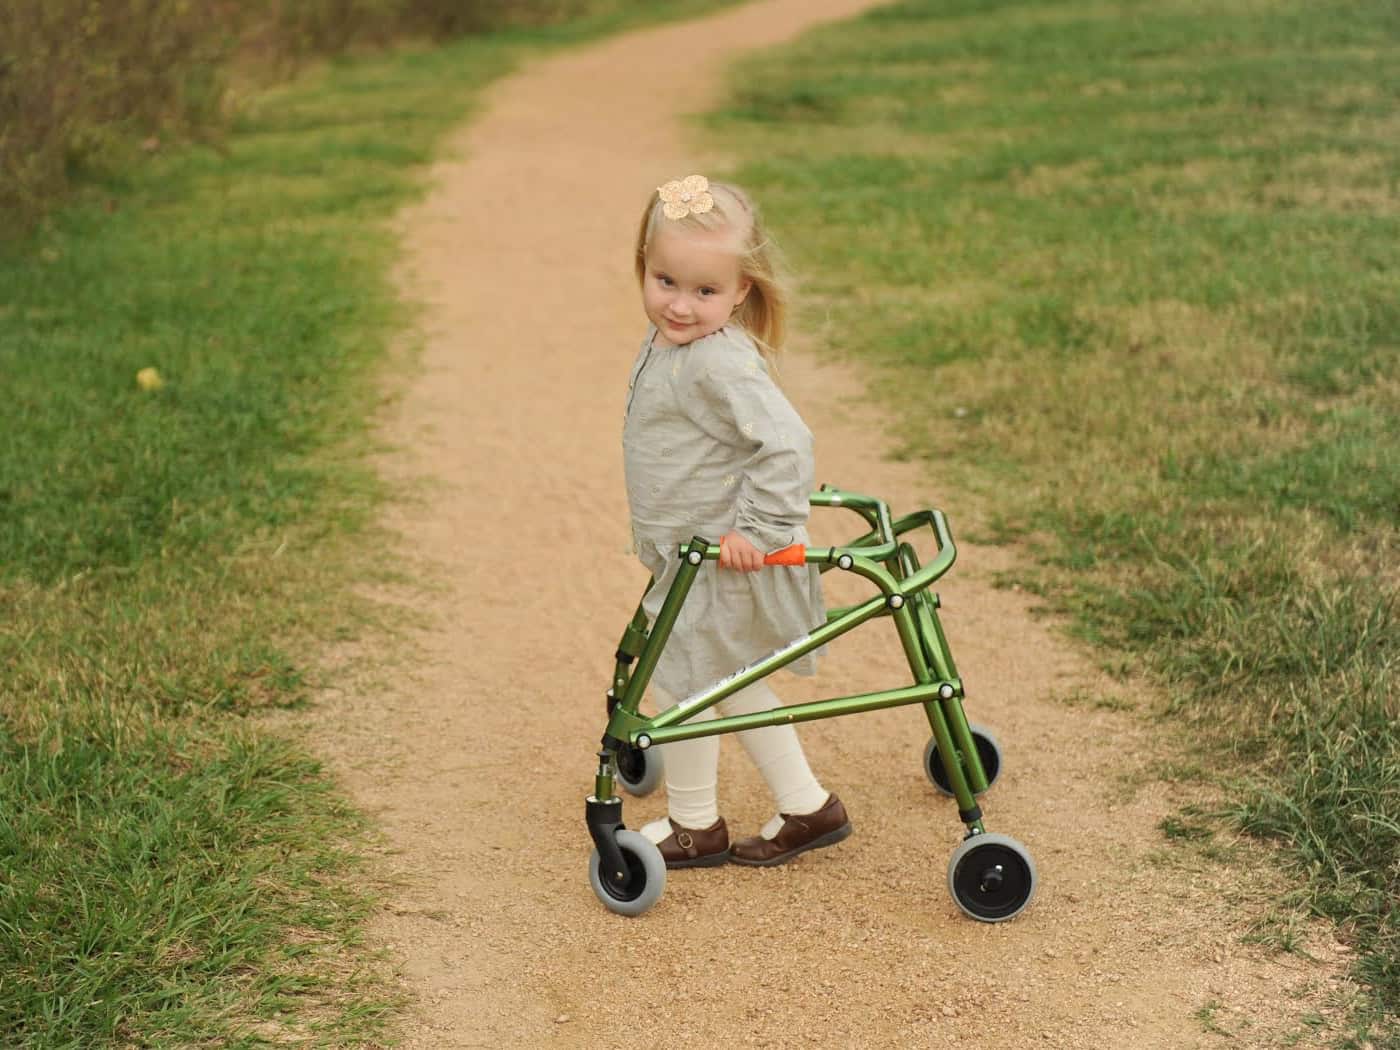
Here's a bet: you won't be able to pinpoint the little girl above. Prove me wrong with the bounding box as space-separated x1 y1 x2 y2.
622 174 851 869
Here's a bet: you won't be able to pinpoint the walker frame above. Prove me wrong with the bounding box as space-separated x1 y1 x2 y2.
586 485 1036 921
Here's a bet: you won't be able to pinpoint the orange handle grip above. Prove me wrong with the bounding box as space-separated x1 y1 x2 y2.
763 544 806 566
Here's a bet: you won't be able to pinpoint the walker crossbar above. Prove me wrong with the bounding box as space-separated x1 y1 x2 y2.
641 681 959 746
586 487 1038 922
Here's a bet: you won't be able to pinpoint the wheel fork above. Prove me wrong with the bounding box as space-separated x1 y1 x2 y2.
587 749 630 890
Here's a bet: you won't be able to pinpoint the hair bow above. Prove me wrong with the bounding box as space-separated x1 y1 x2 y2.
658 175 715 220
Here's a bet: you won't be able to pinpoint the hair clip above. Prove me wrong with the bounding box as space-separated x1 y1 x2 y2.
658 175 715 220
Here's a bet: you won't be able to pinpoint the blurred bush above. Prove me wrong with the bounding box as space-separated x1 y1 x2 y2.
0 0 590 233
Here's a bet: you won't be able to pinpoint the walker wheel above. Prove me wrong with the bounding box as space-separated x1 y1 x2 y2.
588 829 666 917
616 743 663 797
947 832 1036 923
924 724 1002 797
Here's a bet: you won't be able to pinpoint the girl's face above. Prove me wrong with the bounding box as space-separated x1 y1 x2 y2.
642 224 751 347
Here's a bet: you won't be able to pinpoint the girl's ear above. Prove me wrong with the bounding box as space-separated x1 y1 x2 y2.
735 277 752 305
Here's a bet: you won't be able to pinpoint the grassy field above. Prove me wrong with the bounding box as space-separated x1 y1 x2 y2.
707 0 1398 1042
0 4 738 1045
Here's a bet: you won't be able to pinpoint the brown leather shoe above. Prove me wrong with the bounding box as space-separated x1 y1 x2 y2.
728 794 852 867
655 817 730 869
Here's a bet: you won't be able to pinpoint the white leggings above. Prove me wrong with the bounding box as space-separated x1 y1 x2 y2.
653 680 828 830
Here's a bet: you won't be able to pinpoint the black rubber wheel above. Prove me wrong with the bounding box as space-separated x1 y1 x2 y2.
588 829 666 916
924 724 1002 797
947 832 1036 922
615 743 662 797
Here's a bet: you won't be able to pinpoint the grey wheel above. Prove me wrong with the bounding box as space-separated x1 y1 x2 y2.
588 829 666 917
924 723 1002 797
947 832 1036 923
616 744 663 797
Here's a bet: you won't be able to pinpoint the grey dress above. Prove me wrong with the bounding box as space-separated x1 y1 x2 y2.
622 323 826 699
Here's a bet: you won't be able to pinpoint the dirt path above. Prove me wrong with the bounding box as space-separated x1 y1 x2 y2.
290 2 1355 1046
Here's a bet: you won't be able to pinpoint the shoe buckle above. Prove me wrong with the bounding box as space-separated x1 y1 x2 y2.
677 831 694 850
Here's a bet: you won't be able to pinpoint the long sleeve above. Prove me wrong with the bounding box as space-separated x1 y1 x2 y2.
681 336 815 552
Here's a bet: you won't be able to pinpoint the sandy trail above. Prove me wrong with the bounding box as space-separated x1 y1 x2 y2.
289 2 1354 1046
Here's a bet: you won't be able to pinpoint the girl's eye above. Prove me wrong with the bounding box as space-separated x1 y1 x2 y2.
699 287 715 296
658 275 674 287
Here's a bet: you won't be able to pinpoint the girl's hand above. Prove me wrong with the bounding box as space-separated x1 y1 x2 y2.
718 532 764 572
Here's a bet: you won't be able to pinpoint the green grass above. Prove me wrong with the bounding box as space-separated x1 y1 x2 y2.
0 2 738 1045
706 0 1398 1043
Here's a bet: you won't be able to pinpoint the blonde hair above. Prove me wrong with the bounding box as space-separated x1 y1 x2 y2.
633 180 788 371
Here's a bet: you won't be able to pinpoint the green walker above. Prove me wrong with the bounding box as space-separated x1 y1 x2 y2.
587 485 1037 921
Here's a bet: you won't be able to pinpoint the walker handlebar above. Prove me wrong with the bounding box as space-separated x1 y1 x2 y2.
688 491 954 579
764 544 806 566
694 540 807 566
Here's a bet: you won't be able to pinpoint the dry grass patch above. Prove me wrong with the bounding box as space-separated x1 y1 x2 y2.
1010 158 1101 197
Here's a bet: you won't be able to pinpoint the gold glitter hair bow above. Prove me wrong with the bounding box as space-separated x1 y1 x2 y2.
657 174 715 219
